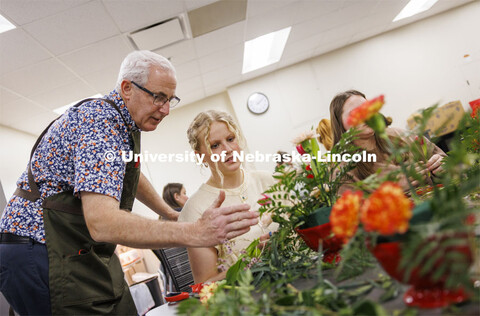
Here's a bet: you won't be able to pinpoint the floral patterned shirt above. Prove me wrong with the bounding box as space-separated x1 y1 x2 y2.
0 90 137 243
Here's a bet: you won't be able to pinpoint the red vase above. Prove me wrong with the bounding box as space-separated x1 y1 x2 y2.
296 223 343 263
371 233 472 308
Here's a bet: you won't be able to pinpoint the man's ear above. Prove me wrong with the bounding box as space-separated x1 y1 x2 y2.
120 80 133 102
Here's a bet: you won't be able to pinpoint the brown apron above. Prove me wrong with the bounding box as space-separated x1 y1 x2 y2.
15 98 140 315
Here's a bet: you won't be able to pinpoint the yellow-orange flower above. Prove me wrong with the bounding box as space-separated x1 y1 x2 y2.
330 190 363 242
360 182 413 235
199 282 218 305
347 95 385 127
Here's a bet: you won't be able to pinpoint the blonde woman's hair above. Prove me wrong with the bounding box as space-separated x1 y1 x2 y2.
187 110 244 186
316 119 333 151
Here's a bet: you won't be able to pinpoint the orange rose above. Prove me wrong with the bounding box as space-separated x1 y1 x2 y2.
330 190 363 242
361 182 413 235
347 95 385 127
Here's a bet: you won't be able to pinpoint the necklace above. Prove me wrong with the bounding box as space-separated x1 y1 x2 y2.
225 179 248 203
210 170 248 203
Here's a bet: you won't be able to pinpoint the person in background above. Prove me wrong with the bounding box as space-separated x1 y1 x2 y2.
0 51 258 315
163 183 188 212
179 110 278 283
275 150 292 169
322 90 446 194
316 118 333 151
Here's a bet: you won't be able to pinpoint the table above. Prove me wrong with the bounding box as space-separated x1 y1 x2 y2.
145 267 478 316
146 302 177 316
146 265 479 316
297 267 479 315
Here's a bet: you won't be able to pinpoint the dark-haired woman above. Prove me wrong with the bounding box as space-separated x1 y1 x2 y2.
323 90 446 194
162 183 188 212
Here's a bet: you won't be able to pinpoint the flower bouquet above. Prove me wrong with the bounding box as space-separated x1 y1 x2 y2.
330 95 479 308
258 127 361 263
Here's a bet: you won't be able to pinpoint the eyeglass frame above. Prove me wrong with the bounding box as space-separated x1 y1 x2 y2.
131 81 180 108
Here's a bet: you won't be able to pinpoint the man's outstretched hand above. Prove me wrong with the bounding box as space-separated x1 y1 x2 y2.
191 191 259 247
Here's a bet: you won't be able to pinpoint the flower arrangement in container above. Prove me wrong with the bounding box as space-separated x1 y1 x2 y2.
329 95 480 308
177 96 478 315
257 126 362 263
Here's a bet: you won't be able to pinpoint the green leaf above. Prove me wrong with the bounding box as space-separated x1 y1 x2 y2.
379 281 400 303
275 295 296 306
226 258 247 285
347 284 374 297
352 300 388 316
177 297 205 315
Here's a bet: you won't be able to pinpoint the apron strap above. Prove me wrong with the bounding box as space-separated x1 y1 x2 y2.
41 191 84 215
14 98 132 203
80 98 132 133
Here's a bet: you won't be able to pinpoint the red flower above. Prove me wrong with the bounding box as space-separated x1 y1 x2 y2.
257 194 272 206
415 184 443 196
360 182 413 235
306 164 312 171
347 95 385 127
415 136 425 146
307 174 314 179
330 191 363 242
469 99 480 118
190 283 204 293
466 213 476 225
296 144 306 155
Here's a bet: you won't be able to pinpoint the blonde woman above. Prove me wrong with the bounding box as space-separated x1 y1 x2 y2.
178 110 277 283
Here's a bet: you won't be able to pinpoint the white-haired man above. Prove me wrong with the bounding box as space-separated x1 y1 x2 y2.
0 51 258 315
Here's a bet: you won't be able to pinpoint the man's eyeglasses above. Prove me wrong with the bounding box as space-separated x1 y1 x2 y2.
131 81 180 108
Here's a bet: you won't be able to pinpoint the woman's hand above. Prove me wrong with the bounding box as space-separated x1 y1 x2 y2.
259 212 273 228
257 231 272 250
426 154 444 176
397 163 429 190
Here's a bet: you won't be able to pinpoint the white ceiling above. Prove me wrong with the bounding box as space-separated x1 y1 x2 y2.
0 0 473 135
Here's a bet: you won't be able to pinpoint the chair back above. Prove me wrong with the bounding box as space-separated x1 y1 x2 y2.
152 248 194 293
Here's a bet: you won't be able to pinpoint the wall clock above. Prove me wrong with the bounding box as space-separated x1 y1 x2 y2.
247 92 269 114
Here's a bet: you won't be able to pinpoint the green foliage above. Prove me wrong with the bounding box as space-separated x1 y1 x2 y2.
250 223 317 290
358 110 480 297
225 238 260 285
260 128 360 227
178 106 479 316
178 267 398 315
335 230 376 281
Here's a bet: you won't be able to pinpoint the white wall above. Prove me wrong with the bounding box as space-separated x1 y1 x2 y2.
227 1 480 171
0 126 36 200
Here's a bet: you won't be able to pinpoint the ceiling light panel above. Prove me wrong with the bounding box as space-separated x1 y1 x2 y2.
242 26 291 74
0 13 16 33
393 0 439 22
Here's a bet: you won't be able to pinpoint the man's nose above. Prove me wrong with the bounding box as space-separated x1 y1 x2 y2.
159 102 170 115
